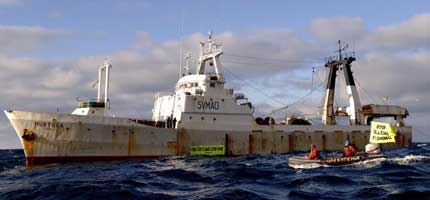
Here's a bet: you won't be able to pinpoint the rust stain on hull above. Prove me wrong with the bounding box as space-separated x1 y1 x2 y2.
127 129 135 156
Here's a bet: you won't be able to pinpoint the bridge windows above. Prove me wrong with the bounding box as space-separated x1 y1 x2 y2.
177 82 201 89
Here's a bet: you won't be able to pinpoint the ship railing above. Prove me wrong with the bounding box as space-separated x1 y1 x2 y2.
129 118 166 128
325 51 356 62
154 92 173 99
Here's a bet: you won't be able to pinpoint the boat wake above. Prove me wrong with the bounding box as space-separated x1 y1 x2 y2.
289 163 327 169
387 155 430 165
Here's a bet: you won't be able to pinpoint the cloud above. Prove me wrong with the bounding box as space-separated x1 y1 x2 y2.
354 51 430 113
367 13 430 50
0 25 68 52
310 13 430 51
310 17 366 43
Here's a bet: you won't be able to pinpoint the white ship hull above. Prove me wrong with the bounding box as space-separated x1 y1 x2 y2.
5 110 177 166
5 110 412 166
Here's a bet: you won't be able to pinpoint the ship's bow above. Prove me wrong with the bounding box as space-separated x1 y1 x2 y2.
4 110 35 162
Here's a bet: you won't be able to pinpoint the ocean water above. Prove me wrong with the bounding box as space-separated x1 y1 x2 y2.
0 144 429 200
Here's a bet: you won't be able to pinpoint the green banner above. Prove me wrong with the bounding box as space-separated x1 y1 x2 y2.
191 145 225 155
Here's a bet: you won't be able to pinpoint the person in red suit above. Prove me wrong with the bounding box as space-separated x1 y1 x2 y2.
307 144 322 159
342 140 358 157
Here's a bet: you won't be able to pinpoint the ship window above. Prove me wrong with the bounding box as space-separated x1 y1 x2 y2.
210 82 215 87
189 116 192 120
213 118 216 121
201 117 204 120
194 83 198 87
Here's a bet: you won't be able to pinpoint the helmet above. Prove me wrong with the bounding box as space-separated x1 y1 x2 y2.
344 140 350 147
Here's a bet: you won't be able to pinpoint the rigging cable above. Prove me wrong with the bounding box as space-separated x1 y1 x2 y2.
224 67 287 106
224 53 325 63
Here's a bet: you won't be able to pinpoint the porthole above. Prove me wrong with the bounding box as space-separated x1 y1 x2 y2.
189 116 192 120
201 117 204 120
213 118 216 121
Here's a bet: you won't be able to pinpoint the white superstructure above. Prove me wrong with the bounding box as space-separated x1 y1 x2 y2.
152 33 253 131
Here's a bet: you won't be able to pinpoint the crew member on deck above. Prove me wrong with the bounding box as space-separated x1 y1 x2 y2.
307 144 322 159
342 140 358 157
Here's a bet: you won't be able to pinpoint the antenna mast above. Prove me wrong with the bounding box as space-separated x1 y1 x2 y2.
179 10 184 78
336 40 348 61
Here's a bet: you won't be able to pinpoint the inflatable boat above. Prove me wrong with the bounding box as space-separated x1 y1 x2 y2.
288 153 386 167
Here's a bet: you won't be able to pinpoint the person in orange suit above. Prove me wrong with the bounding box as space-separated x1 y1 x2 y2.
342 140 358 157
307 144 322 159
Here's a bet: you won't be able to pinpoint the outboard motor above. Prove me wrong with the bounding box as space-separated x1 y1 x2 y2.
365 143 381 154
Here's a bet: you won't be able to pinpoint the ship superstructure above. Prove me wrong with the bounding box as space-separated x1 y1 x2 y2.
152 33 253 131
4 33 412 166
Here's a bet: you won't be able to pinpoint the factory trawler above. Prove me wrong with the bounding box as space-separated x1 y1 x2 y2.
5 34 412 166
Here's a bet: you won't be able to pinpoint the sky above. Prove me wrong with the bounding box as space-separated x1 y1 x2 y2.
0 0 429 149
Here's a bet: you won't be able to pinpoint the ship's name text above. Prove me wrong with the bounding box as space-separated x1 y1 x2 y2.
34 121 64 128
197 101 220 110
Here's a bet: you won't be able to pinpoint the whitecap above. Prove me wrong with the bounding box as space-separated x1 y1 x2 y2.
288 163 327 169
388 154 430 165
350 157 386 168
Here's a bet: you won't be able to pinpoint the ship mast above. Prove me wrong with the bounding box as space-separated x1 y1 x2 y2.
322 58 339 125
196 31 224 82
343 55 362 125
322 40 363 125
